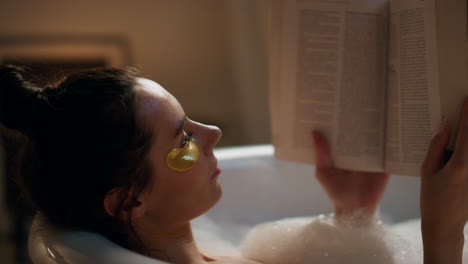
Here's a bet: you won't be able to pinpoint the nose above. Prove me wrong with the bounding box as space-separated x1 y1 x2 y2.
200 124 222 155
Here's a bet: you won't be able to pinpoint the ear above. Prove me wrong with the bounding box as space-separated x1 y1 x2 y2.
103 188 145 221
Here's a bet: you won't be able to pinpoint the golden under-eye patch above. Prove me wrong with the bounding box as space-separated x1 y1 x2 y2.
165 137 200 171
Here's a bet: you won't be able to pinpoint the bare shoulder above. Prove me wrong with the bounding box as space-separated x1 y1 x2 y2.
210 256 263 264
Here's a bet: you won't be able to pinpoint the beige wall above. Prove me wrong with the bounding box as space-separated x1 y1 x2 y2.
0 0 271 233
0 0 271 146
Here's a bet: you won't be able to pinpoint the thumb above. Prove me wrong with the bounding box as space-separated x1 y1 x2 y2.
311 130 331 169
421 122 450 177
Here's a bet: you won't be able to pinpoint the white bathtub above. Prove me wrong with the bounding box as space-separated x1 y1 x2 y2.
29 144 422 264
211 144 420 225
192 145 422 254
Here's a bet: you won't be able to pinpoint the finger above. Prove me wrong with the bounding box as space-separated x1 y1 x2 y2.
365 171 390 179
311 130 331 169
452 98 468 162
421 122 450 176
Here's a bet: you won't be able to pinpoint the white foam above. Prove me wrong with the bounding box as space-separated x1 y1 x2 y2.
192 215 246 257
240 214 416 263
193 214 468 263
240 214 468 264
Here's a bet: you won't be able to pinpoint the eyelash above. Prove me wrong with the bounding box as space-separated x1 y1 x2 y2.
181 132 193 148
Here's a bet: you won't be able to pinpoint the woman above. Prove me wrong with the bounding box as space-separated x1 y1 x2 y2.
0 65 465 263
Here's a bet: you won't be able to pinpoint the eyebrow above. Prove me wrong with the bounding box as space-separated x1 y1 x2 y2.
174 115 187 138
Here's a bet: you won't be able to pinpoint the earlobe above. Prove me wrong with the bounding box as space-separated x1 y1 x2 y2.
104 188 125 218
104 188 145 220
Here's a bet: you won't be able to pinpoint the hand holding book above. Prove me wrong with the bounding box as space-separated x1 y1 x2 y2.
269 0 468 177
311 130 389 222
420 98 468 264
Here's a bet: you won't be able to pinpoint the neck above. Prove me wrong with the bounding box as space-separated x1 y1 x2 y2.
134 221 207 264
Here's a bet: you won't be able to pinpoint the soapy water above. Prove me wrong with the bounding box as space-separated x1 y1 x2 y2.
239 214 417 264
192 213 468 264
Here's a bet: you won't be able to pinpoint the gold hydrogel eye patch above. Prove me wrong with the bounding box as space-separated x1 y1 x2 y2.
165 138 200 172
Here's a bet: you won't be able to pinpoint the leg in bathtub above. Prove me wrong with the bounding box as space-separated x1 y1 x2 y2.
311 130 390 226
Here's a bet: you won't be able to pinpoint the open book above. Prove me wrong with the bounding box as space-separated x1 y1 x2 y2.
269 0 468 176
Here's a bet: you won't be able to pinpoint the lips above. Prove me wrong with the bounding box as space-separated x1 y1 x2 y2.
211 167 221 179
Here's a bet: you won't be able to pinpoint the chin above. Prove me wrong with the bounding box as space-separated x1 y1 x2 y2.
190 183 223 220
214 181 222 202
206 182 223 212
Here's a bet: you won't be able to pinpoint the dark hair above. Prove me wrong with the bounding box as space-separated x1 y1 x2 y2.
0 64 153 250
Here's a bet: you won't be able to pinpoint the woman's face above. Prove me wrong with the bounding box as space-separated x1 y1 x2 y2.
135 78 222 225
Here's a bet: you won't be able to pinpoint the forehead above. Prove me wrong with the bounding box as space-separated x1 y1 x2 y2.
135 78 173 106
134 78 184 139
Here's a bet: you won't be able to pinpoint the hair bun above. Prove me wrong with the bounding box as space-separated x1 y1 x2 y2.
0 65 44 135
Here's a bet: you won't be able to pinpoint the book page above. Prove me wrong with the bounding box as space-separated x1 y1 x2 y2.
270 0 388 172
385 0 468 176
435 0 468 150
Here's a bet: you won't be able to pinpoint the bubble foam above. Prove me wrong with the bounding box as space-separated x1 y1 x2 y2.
240 214 419 264
194 214 468 263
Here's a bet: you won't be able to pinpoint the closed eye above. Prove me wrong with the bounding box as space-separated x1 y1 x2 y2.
180 132 193 148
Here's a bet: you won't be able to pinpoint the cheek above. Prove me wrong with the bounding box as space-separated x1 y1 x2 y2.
174 167 208 193
143 161 220 222
165 152 211 186
150 165 205 201
165 140 200 172
147 150 213 201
